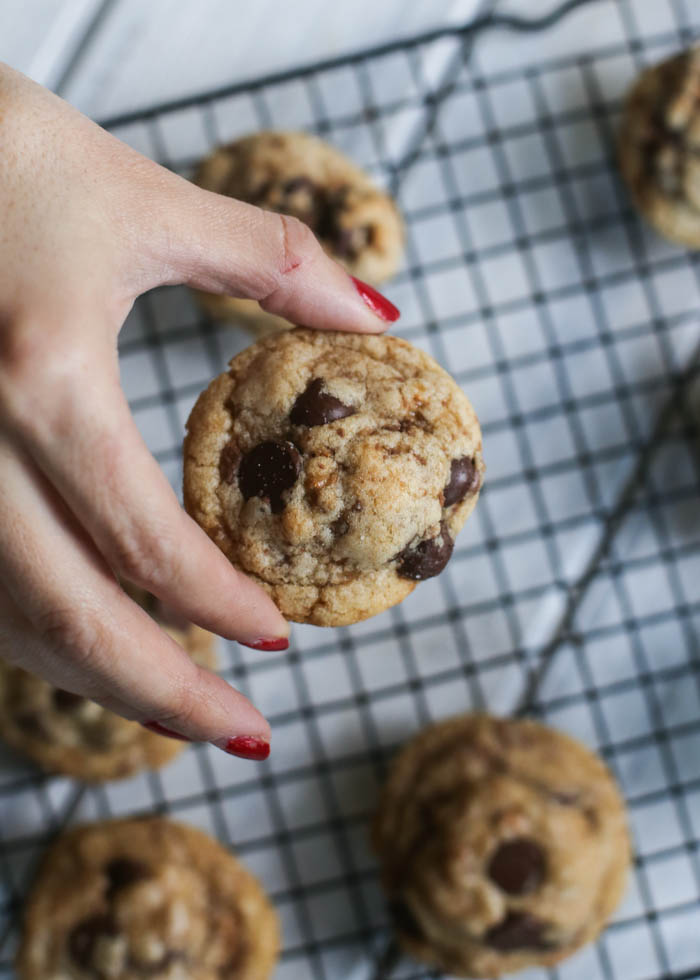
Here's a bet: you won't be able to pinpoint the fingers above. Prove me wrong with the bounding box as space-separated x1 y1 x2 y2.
152 180 399 332
0 442 269 753
4 344 288 649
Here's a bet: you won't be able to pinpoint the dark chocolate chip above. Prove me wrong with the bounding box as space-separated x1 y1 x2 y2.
52 689 85 712
219 443 240 485
397 522 454 580
283 176 317 196
551 789 580 806
238 440 301 514
247 179 272 205
290 378 356 427
14 712 50 739
443 456 480 507
485 912 554 952
105 858 150 899
333 224 372 259
488 838 546 895
389 899 423 940
68 914 119 969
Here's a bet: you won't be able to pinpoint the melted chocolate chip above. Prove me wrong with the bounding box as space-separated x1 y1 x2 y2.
551 789 581 806
14 712 50 739
488 838 546 896
397 522 454 580
333 224 373 259
238 440 301 514
485 912 554 952
105 858 150 899
283 176 317 196
249 176 371 260
219 443 240 485
52 689 85 712
290 378 356 427
68 914 119 969
389 899 423 940
443 456 480 506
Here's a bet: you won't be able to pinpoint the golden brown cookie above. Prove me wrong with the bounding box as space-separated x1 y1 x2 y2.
17 817 279 980
619 45 700 247
183 328 483 626
373 714 630 977
0 587 216 781
192 130 404 330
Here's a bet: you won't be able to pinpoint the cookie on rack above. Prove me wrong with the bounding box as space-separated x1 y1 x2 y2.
373 713 630 978
619 45 700 247
0 587 216 782
192 130 404 331
17 816 279 980
184 327 484 626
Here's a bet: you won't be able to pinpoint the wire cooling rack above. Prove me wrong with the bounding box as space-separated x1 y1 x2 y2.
1 0 699 977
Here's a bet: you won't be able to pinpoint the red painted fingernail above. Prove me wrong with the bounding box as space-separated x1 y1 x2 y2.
351 276 400 322
219 735 270 761
239 637 289 651
141 721 191 742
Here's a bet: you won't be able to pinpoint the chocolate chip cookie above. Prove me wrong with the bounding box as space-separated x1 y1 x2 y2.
17 817 279 980
0 587 216 781
183 328 483 626
373 714 630 977
619 45 700 247
192 130 404 330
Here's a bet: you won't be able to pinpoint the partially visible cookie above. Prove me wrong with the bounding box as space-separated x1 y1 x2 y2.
192 130 403 329
619 46 700 247
184 328 483 626
0 587 216 781
373 714 630 978
17 817 279 980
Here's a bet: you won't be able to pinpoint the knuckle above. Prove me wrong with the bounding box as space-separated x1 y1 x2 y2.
263 211 318 277
111 525 179 588
0 321 42 427
277 212 319 269
36 604 109 669
258 212 321 312
0 319 87 435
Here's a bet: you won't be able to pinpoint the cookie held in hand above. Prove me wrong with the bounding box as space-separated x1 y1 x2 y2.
184 328 484 626
373 714 630 977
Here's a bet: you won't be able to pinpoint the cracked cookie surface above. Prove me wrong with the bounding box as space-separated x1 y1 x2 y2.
373 714 630 977
184 328 483 626
192 130 404 330
619 45 700 247
17 817 279 980
0 587 215 781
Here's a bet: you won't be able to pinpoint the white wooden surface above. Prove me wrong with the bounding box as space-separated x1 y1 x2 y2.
0 0 485 117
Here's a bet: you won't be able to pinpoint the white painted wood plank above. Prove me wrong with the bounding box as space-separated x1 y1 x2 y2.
47 0 482 117
0 0 103 88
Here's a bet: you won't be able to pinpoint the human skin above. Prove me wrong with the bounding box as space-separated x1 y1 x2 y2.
0 63 398 758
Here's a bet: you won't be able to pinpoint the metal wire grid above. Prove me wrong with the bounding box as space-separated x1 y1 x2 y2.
1 0 700 977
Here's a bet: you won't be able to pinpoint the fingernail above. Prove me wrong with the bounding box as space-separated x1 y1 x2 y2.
239 637 289 651
216 735 270 761
141 721 191 742
351 277 400 322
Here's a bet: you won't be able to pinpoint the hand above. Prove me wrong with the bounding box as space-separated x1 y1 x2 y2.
0 63 399 759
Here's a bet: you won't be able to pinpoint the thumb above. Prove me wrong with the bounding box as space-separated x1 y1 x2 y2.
151 177 400 332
